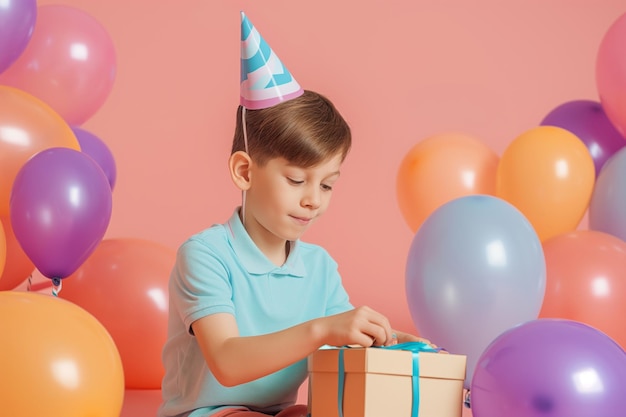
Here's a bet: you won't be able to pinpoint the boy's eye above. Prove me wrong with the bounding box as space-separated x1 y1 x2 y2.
321 184 333 191
287 178 304 185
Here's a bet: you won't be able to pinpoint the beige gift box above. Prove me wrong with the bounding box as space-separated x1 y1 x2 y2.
307 346 467 417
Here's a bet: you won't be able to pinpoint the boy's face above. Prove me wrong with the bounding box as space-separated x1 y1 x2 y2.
244 153 343 246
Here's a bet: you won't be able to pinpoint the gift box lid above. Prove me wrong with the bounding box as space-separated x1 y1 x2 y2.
308 347 466 381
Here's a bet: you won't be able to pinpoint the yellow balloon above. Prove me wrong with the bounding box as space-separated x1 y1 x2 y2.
0 86 79 216
496 126 595 241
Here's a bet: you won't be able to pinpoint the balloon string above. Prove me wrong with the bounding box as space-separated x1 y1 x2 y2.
241 106 248 225
242 106 249 154
27 274 32 291
51 277 62 297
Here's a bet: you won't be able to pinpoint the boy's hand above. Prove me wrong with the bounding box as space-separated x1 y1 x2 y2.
320 306 394 348
392 330 446 352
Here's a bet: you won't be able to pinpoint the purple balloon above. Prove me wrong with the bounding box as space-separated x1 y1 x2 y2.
471 319 626 417
72 126 117 190
541 100 626 177
9 147 113 280
0 0 37 73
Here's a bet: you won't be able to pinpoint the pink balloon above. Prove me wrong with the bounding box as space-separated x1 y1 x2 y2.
0 5 116 125
596 12 626 136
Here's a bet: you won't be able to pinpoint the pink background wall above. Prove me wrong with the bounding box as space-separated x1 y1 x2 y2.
36 0 626 336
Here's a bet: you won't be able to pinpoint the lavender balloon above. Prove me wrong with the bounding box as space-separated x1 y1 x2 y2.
471 319 626 417
589 146 626 241
405 195 545 389
72 126 117 190
541 100 625 177
0 0 37 73
9 147 112 280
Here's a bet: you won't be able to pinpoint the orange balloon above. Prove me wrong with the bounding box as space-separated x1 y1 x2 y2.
0 86 79 216
61 238 176 389
0 291 124 417
0 216 35 290
396 132 499 232
496 126 595 241
539 230 626 350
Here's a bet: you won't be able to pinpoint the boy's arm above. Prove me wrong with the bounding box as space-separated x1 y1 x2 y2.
192 306 394 387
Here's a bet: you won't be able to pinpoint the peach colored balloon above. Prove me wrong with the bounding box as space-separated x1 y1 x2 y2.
0 216 34 290
0 86 79 216
396 132 499 232
61 238 175 389
0 291 124 417
496 126 595 242
540 230 626 350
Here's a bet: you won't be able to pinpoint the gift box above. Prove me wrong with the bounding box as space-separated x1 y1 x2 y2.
307 344 466 417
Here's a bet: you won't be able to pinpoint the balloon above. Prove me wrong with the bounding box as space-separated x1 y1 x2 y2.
0 86 79 216
596 12 626 136
589 147 626 241
71 126 117 190
0 0 36 74
471 319 626 417
405 195 545 388
540 100 625 177
396 132 499 232
539 230 626 350
0 216 34 290
62 238 176 389
496 125 595 242
0 291 124 417
10 147 112 280
0 5 117 125
0 220 5 277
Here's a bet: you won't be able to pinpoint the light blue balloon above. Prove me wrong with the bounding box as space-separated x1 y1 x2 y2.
589 147 626 241
405 195 545 389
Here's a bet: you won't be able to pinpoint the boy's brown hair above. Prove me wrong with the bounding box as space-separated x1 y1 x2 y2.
232 90 351 167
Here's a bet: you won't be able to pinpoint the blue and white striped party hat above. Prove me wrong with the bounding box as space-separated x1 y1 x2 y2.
240 11 303 110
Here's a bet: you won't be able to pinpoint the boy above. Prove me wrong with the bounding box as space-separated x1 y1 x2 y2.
158 12 423 417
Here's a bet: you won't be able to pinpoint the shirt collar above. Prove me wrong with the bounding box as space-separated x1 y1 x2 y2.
226 208 306 278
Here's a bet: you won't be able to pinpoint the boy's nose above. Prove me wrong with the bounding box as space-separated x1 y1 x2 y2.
301 186 321 208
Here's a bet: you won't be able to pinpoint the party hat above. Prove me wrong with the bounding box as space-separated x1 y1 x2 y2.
240 11 303 110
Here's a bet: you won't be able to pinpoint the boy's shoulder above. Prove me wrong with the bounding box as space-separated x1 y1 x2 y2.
182 223 229 250
193 222 227 239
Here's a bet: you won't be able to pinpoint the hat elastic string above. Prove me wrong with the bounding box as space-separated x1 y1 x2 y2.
241 107 248 224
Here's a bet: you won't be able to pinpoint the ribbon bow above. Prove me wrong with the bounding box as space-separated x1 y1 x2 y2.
337 342 441 417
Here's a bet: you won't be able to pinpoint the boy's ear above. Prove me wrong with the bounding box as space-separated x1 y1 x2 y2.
228 151 252 191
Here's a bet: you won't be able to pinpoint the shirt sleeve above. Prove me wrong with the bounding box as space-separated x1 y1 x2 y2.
170 236 235 334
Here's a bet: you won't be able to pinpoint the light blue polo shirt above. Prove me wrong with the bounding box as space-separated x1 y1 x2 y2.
158 208 353 417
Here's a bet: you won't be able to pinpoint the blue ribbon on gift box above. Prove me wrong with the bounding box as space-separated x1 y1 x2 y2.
337 342 441 417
